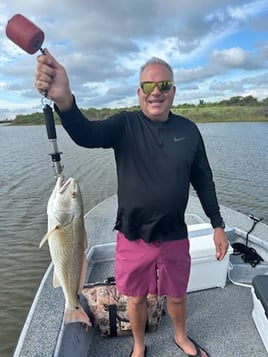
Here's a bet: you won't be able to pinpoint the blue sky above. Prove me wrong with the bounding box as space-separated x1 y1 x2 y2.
0 0 268 119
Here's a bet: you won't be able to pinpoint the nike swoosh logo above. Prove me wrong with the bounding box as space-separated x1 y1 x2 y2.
174 137 187 142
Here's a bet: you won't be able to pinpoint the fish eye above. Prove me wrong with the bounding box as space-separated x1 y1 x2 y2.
71 191 77 198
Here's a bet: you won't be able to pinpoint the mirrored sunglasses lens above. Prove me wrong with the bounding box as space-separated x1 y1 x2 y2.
157 81 173 92
141 81 173 94
142 82 155 94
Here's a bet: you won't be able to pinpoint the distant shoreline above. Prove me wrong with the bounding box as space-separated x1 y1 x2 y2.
0 120 12 124
5 104 268 125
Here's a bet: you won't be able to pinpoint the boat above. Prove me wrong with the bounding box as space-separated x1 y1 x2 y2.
13 194 268 357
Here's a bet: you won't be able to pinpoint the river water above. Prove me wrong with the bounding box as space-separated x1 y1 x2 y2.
0 122 267 356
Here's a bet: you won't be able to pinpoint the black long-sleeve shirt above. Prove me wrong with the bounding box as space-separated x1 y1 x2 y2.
56 99 223 242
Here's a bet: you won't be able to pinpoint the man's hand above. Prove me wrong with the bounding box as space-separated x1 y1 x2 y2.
35 49 73 111
213 228 229 261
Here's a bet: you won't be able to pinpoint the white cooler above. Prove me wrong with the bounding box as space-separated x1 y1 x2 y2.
187 223 233 292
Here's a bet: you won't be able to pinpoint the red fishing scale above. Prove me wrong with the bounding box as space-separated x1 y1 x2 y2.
6 13 45 54
5 13 64 178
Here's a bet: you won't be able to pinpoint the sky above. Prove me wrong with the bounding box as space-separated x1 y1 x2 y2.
0 0 268 120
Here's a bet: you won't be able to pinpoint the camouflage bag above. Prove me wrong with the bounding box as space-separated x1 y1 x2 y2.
82 277 165 337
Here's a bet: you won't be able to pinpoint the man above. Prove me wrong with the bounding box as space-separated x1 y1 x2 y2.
35 51 228 357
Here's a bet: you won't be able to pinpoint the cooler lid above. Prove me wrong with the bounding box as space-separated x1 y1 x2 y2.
189 233 215 259
189 233 233 259
188 223 213 238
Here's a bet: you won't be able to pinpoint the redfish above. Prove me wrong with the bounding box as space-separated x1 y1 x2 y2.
39 177 91 326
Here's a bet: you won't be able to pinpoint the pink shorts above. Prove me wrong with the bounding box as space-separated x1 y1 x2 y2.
115 231 191 298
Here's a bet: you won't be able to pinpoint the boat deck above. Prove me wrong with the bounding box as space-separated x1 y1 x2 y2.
13 195 268 357
85 260 266 357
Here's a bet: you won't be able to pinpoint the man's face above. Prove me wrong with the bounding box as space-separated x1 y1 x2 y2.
138 63 176 122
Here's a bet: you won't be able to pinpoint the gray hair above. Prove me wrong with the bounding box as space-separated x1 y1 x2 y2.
139 57 174 81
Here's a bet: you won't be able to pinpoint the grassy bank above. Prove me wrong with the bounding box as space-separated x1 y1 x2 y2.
172 105 268 123
9 104 268 125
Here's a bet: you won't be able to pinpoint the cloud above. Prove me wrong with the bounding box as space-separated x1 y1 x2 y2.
211 47 265 70
174 45 267 85
0 0 268 118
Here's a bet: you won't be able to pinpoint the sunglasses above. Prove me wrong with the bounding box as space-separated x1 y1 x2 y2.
140 81 173 94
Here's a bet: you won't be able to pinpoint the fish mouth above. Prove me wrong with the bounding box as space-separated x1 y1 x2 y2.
56 177 74 193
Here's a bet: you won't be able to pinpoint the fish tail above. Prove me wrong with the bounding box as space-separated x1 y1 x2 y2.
63 303 91 326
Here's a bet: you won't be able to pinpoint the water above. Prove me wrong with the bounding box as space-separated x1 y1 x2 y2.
198 122 268 222
0 122 267 356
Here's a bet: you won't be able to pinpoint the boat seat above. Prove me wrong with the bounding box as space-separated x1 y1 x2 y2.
252 275 268 318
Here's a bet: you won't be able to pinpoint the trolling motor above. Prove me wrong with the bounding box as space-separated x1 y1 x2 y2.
232 214 264 267
6 14 64 178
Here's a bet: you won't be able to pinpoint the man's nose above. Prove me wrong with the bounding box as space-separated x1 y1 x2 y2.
151 84 161 94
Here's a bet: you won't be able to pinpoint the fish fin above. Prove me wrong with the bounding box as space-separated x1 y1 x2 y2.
39 233 49 248
52 270 61 288
64 303 92 326
39 226 59 248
